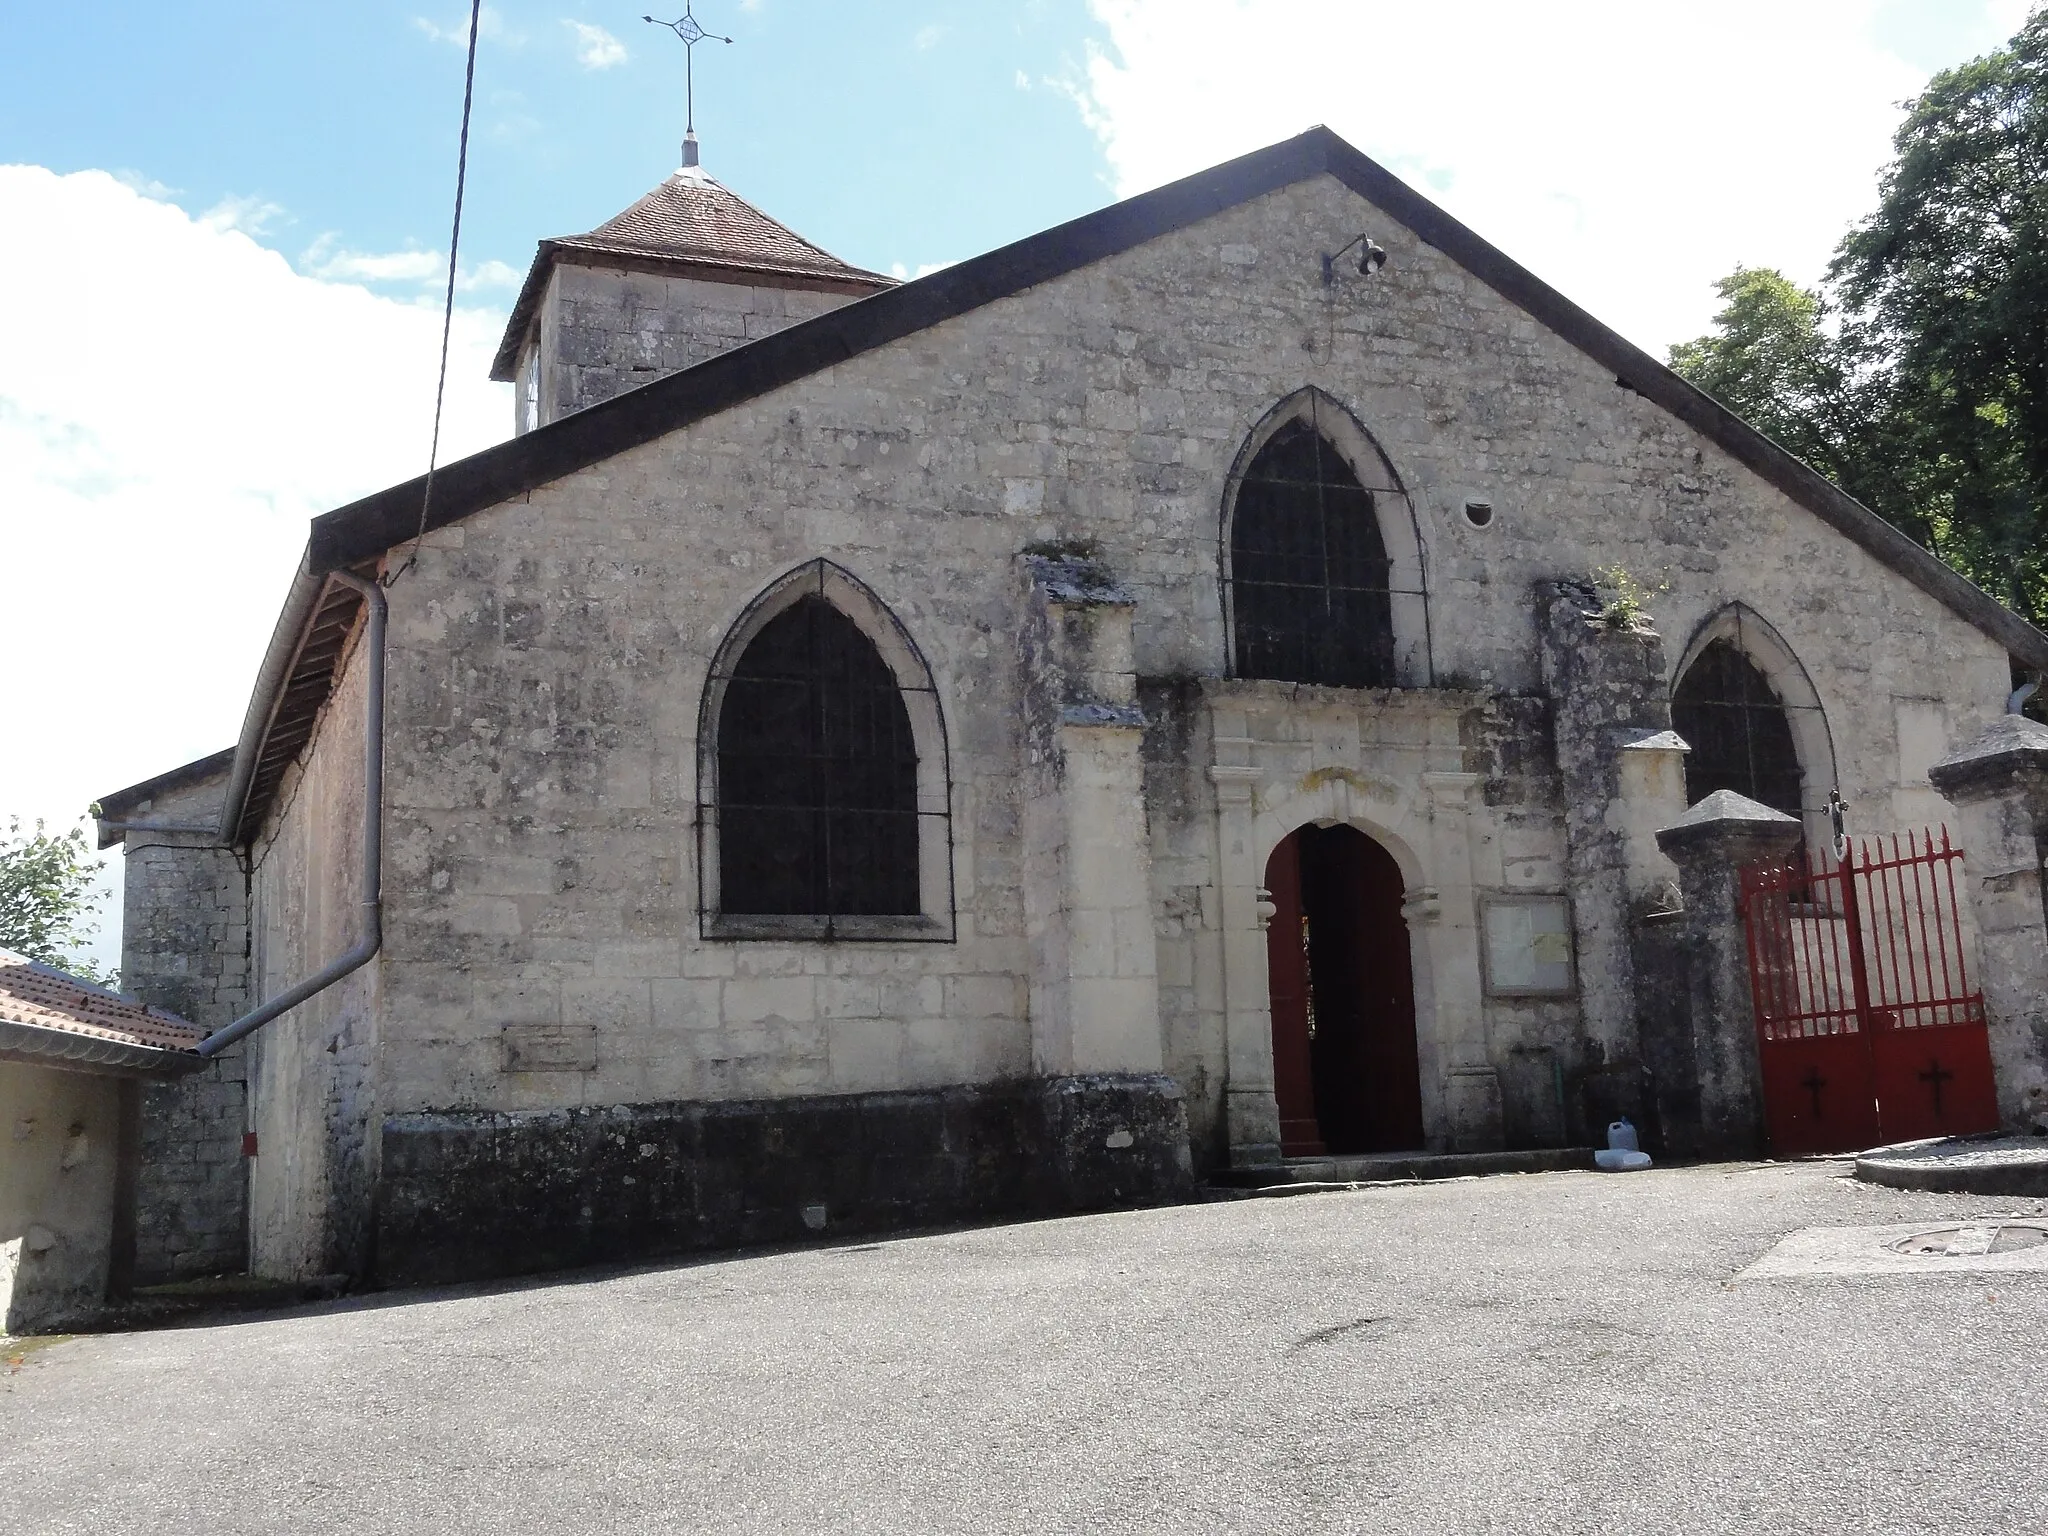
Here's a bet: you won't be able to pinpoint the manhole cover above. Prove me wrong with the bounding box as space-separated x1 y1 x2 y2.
1888 1223 2048 1257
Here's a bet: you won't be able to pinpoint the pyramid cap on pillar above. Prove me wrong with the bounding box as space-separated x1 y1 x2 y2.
1928 712 2048 799
1614 726 1689 754
1655 789 1801 858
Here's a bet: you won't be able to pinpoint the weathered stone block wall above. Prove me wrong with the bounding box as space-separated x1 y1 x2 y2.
115 769 250 1281
536 263 863 426
1453 692 1584 1147
375 1073 1192 1286
372 509 1034 1122
1535 582 1684 1140
246 636 377 1281
282 174 2012 1186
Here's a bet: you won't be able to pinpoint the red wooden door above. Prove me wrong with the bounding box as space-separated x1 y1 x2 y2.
1303 826 1424 1154
1264 832 1325 1157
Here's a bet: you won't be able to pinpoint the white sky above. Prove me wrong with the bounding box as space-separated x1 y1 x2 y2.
0 0 2036 975
0 168 511 972
1079 0 2036 352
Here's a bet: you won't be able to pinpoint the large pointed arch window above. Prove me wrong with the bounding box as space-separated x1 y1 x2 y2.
1228 411 1398 687
700 561 953 940
1671 639 1804 818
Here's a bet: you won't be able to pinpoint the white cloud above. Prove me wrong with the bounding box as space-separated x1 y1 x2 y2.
299 236 521 292
304 243 444 284
914 24 946 51
0 166 511 971
459 257 523 291
565 20 627 70
200 192 286 236
114 170 179 200
888 259 958 281
1076 0 2026 354
1015 69 1032 90
413 5 515 46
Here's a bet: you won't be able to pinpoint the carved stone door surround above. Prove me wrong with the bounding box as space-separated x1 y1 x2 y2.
1203 680 1495 1166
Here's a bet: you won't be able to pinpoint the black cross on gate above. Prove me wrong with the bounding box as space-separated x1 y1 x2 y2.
1919 1058 1955 1118
1801 1066 1827 1118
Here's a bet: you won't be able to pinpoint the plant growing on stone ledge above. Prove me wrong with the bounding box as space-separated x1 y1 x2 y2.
1591 564 1667 633
1021 535 1104 561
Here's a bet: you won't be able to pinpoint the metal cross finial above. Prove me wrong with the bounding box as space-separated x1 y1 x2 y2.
645 5 733 166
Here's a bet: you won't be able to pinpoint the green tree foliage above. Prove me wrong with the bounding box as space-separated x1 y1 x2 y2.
1830 8 2048 626
0 818 118 988
1668 267 1864 487
1670 8 2048 631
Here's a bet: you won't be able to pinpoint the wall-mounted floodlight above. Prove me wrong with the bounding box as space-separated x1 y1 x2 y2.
1321 234 1389 286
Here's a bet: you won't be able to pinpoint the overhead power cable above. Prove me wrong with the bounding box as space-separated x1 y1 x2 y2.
387 0 483 588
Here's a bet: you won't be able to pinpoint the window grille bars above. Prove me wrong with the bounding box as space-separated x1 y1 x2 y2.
1225 397 1413 688
1672 639 1805 819
696 559 954 941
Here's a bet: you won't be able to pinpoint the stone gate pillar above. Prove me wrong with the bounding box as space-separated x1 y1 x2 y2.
1016 555 1163 1078
1654 791 1802 1156
1929 715 2048 1131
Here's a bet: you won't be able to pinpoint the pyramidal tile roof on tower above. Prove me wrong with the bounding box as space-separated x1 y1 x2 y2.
569 165 885 279
491 166 895 380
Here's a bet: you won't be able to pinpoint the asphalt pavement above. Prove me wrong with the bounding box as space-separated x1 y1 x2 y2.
5 1161 2045 1534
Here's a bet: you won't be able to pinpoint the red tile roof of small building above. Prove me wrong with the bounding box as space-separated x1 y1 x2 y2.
0 950 203 1055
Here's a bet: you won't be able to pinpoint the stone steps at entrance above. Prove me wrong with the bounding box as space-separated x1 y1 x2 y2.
1211 1146 1595 1192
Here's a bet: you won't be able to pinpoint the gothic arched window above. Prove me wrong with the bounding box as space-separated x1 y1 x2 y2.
716 594 921 920
1229 416 1396 687
1671 639 1804 818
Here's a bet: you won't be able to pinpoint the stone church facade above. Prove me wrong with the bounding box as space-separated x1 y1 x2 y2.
98 129 2048 1286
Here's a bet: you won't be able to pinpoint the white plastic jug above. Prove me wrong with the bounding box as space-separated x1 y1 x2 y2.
1596 1117 1651 1171
1594 1148 1652 1171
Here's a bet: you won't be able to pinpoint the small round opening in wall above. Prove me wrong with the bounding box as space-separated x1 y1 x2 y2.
1463 499 1495 528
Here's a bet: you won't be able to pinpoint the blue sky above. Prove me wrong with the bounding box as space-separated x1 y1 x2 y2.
0 2 1112 291
0 0 2037 973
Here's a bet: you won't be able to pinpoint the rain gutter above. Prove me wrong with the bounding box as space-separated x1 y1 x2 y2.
0 1018 203 1077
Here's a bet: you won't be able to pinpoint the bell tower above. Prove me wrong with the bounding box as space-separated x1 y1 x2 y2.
490 7 893 432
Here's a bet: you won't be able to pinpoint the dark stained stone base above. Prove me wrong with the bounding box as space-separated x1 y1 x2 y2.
375 1074 1194 1287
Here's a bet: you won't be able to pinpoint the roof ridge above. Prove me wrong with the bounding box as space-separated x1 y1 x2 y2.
212 125 2047 848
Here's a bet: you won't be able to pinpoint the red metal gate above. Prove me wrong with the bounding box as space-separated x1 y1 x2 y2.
1739 829 1998 1157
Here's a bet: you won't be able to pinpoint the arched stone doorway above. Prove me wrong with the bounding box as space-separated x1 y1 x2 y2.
1263 823 1424 1156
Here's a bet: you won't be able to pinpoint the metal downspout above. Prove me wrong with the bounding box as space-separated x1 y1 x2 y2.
195 571 385 1058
